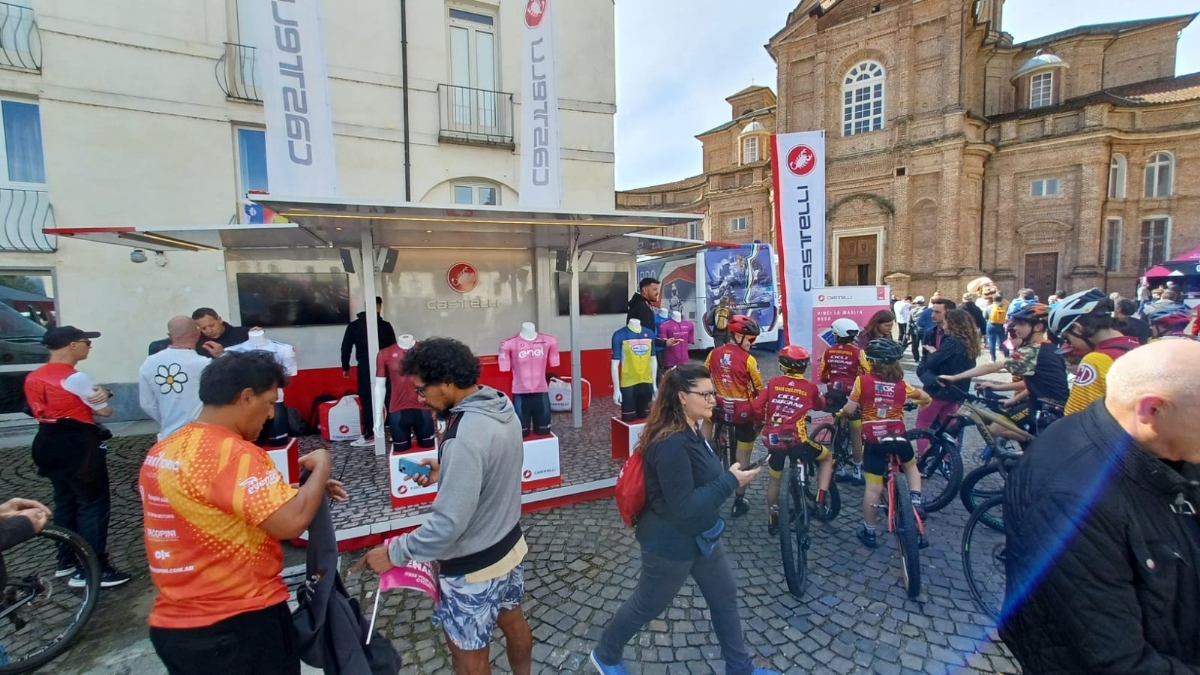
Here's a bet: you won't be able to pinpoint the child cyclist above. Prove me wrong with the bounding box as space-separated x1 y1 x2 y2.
819 318 870 482
751 345 834 535
705 315 764 517
840 338 931 549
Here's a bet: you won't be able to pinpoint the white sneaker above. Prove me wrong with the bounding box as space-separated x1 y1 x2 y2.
350 437 375 448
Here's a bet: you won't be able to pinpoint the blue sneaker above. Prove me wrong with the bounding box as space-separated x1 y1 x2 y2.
752 668 781 675
589 649 628 674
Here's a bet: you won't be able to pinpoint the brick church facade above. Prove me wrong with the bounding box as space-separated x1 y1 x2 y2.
619 2 1200 300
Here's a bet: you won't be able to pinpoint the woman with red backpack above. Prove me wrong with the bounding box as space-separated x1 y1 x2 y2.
594 362 776 675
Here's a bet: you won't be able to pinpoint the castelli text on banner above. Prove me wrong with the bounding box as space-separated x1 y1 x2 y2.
254 0 339 198
519 0 562 208
771 132 826 353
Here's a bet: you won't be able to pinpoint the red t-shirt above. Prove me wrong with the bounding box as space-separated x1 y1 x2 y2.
24 362 95 424
376 344 423 412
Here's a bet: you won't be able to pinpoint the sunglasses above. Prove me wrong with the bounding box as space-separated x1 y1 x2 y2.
73 339 92 347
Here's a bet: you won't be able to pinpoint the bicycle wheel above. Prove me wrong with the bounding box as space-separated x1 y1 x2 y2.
908 429 963 514
778 462 808 599
808 423 847 472
804 457 840 522
962 495 1006 620
960 464 1005 530
0 526 101 674
891 473 922 599
712 422 732 468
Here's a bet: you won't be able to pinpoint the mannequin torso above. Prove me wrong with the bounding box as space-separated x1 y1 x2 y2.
658 316 695 368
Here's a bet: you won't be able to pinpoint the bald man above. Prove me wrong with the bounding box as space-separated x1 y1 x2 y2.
138 317 215 440
1002 339 1200 672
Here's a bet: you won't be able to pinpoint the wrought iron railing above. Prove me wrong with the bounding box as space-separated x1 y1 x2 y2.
0 188 55 252
0 2 40 71
437 84 515 147
215 43 262 102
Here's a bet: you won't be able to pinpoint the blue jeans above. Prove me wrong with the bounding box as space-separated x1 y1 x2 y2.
986 323 1009 361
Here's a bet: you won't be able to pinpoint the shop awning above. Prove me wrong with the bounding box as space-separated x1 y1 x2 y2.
1144 244 1200 278
46 196 702 255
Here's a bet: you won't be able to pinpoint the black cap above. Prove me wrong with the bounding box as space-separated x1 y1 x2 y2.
42 326 101 349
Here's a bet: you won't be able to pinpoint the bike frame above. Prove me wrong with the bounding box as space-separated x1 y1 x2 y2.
885 451 925 537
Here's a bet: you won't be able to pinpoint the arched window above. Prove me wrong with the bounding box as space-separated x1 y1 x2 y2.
1144 152 1174 198
842 61 886 137
1108 154 1126 200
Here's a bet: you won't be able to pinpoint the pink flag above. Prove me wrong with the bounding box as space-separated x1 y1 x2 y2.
378 538 439 605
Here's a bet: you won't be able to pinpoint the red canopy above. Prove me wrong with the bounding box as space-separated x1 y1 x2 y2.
1144 244 1200 278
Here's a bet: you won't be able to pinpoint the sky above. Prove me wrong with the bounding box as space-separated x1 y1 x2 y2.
613 0 1200 190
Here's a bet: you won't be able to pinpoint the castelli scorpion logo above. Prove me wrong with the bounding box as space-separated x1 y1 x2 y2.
447 263 478 293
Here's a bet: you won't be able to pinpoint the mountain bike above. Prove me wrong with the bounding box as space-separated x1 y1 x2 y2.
954 394 1036 529
776 437 841 599
0 526 101 673
876 445 925 599
710 413 738 469
807 405 857 483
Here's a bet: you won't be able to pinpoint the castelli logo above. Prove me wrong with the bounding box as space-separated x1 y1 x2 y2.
338 424 350 434
397 485 408 495
525 0 547 28
447 262 478 293
818 294 827 302
554 393 564 402
523 469 533 479
786 144 817 176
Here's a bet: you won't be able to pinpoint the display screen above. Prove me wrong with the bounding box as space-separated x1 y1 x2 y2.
236 273 351 327
556 271 629 316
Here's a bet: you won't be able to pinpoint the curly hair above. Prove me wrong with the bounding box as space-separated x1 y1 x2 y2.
400 337 480 388
943 309 982 361
637 362 711 455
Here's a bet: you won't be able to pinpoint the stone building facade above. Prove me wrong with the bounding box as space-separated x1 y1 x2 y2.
622 1 1200 301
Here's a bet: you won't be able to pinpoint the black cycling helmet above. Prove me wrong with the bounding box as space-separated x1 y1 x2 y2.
1143 302 1192 329
1008 302 1050 326
727 314 761 337
864 338 905 363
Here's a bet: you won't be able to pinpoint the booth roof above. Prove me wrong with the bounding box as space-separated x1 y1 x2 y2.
46 196 704 256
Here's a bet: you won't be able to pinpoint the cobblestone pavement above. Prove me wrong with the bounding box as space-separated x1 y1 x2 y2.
0 351 1020 674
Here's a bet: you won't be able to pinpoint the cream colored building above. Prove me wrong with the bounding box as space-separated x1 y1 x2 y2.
0 0 616 421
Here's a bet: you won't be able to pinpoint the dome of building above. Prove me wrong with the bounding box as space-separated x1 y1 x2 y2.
741 120 766 134
1013 51 1067 79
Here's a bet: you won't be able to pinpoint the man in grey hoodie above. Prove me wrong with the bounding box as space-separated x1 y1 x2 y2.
360 337 531 675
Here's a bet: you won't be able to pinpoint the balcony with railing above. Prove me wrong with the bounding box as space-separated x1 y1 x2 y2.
0 2 40 72
216 43 262 103
0 188 55 252
438 84 515 148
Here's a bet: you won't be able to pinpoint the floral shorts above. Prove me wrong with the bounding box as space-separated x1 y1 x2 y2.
432 564 525 650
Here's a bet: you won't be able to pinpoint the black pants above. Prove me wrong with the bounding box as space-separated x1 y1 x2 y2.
33 422 111 566
356 367 374 437
897 323 908 343
387 408 435 451
596 543 753 675
620 383 653 422
911 329 923 362
150 602 299 675
512 392 552 437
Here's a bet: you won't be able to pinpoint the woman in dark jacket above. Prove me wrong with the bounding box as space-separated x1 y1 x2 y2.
591 363 774 675
914 309 979 451
855 310 896 350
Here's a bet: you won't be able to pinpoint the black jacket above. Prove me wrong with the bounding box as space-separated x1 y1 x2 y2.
915 330 974 401
196 323 250 357
294 493 401 675
1002 401 1200 673
340 313 397 371
626 293 667 349
964 302 987 335
1118 316 1153 345
636 425 737 560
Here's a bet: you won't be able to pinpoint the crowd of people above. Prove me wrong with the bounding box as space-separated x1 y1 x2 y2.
4 273 1198 674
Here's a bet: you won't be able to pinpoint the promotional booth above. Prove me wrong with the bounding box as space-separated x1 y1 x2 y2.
49 197 700 548
1142 243 1200 308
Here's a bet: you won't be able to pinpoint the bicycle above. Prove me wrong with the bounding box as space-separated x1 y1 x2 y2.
961 447 1023 619
775 436 841 599
875 441 925 600
954 394 1036 528
807 403 857 483
0 525 101 673
710 413 738 469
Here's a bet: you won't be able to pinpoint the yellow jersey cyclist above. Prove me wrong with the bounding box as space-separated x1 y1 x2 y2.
750 346 834 535
840 339 931 549
1047 289 1139 416
705 315 764 518
937 303 1070 440
819 318 870 483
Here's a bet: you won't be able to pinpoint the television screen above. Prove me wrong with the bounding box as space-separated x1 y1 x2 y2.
236 273 351 327
556 271 629 316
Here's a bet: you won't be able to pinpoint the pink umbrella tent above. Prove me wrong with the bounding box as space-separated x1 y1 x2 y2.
1144 244 1200 278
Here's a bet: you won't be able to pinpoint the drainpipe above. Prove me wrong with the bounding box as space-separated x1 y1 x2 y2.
400 0 412 201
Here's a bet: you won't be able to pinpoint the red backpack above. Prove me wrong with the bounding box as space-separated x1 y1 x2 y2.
614 451 646 527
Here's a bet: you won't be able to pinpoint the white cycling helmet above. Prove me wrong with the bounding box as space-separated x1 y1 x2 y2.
831 318 861 338
1047 288 1107 339
914 295 926 305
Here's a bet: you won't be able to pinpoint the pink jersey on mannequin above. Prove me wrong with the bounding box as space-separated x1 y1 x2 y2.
498 332 561 394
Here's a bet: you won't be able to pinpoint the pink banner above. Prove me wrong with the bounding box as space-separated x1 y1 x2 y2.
379 542 439 605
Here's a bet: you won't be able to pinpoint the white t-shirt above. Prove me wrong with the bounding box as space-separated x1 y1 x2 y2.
63 371 108 410
139 347 211 440
226 339 299 376
894 300 912 324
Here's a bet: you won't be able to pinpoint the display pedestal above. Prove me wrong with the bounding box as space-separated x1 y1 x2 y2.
390 446 439 508
521 434 561 491
266 438 300 486
611 417 646 459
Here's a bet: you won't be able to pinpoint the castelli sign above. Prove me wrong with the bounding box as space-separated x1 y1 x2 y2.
446 262 478 293
525 0 547 28
786 145 817 176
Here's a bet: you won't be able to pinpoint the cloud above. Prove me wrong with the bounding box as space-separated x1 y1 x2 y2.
615 1 1200 191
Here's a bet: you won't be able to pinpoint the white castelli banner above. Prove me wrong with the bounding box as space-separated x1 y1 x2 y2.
771 131 827 353
254 0 339 198
519 0 562 208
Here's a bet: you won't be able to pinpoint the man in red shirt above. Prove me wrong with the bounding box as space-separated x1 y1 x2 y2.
24 326 129 587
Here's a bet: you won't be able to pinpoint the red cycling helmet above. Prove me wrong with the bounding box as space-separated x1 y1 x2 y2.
727 314 761 337
778 345 810 373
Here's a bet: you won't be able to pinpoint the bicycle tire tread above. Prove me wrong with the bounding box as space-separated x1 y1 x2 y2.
892 474 922 599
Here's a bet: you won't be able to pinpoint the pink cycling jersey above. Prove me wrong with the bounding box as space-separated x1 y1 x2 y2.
498 333 561 394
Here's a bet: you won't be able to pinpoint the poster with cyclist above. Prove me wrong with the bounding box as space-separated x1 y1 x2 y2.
810 286 891 364
703 244 777 340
